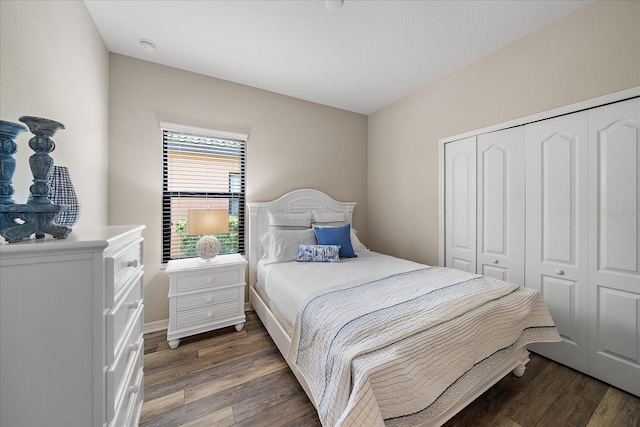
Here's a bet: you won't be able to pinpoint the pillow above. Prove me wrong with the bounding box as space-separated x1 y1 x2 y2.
311 211 346 227
350 228 368 252
313 224 357 258
296 245 341 262
268 211 311 230
261 228 317 264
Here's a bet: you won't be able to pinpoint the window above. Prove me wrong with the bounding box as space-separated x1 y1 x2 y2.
162 124 247 263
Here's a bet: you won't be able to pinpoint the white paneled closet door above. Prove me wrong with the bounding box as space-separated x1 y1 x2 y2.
525 111 590 372
477 128 525 285
588 97 640 396
445 136 477 273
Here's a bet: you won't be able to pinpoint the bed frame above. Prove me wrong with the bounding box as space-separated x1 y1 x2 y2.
246 188 530 425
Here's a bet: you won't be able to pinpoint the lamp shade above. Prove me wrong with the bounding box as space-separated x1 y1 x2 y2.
187 209 229 235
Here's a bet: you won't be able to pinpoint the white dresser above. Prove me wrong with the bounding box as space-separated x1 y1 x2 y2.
0 225 145 427
166 253 247 349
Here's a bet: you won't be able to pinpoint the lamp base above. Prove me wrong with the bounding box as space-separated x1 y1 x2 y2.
195 235 221 260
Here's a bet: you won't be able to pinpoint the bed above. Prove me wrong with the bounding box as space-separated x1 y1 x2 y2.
247 189 560 426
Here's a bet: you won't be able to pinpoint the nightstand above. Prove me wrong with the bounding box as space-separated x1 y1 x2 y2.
165 253 248 349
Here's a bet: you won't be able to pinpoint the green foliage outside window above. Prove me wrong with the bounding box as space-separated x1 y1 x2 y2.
175 215 240 258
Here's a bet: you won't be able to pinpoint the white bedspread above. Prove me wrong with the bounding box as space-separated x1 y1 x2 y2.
285 266 560 426
257 251 424 328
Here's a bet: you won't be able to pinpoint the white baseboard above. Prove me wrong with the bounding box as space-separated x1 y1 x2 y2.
144 319 169 334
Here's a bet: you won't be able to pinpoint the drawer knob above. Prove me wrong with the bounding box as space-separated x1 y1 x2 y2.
555 269 564 275
206 296 214 303
492 259 498 264
207 278 215 285
206 312 213 319
128 300 140 310
127 259 138 268
128 384 139 395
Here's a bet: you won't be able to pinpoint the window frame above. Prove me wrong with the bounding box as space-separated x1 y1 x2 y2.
161 122 247 264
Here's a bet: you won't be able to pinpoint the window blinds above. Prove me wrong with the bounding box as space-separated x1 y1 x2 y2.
162 129 246 263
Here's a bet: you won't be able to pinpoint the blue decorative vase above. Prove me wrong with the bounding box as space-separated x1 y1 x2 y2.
48 165 80 226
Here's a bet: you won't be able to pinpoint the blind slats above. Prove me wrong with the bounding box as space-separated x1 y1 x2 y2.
162 129 246 263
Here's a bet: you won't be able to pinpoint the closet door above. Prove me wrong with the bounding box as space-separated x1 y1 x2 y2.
588 97 640 396
477 127 525 284
445 136 477 273
525 112 590 372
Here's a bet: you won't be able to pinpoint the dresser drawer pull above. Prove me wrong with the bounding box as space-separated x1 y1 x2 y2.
128 384 140 395
555 269 564 275
128 300 140 310
492 259 498 264
206 296 214 303
206 312 213 319
206 277 215 285
126 260 139 268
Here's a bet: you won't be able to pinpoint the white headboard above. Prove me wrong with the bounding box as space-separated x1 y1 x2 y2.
246 189 356 287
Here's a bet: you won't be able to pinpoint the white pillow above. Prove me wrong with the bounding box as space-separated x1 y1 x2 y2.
311 211 346 227
268 211 311 230
261 228 317 264
350 228 368 252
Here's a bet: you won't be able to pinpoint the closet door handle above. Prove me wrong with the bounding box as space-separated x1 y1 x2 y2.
555 269 564 275
492 259 499 264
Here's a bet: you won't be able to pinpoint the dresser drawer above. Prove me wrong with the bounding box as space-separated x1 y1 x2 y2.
106 271 144 364
107 238 143 305
176 287 239 312
176 268 241 293
109 348 144 427
106 306 143 422
176 303 240 329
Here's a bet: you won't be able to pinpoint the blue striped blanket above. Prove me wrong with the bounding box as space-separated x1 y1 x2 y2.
287 267 559 426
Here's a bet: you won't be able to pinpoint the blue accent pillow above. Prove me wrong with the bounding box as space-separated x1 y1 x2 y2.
296 245 341 262
313 224 357 258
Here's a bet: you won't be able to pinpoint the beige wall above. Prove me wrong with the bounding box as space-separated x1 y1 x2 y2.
0 1 109 227
367 0 640 266
108 54 368 324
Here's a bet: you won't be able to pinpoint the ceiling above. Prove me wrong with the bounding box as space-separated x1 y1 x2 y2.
84 0 590 115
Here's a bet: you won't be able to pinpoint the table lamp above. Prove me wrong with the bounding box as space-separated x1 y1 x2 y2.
187 209 230 261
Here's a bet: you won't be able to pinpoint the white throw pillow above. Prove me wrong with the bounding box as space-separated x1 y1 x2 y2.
261 228 317 264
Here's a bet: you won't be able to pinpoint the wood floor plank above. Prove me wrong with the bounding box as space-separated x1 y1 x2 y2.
233 393 317 427
535 391 595 427
280 410 322 427
184 350 287 404
501 360 578 427
178 406 235 427
565 370 609 406
142 313 640 427
140 390 185 423
231 367 307 423
586 387 640 427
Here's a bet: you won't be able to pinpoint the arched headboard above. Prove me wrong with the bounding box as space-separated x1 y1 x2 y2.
246 189 356 287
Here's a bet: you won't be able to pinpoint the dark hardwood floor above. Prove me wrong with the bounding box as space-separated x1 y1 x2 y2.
141 311 640 427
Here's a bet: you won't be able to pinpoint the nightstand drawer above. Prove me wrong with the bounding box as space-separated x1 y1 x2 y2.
107 238 143 306
176 303 240 329
176 288 239 312
176 269 241 293
106 271 144 364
